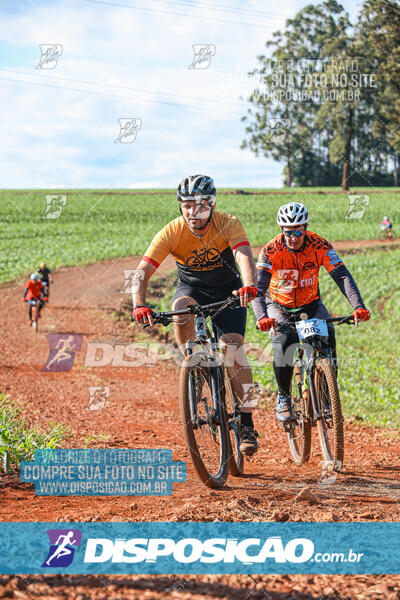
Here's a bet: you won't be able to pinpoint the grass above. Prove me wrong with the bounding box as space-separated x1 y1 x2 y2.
0 393 71 471
2 188 400 283
137 245 400 430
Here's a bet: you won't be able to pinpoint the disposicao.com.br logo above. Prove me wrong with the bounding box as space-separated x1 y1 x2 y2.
83 536 314 564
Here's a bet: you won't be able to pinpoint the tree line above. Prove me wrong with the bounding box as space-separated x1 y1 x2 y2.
241 0 400 189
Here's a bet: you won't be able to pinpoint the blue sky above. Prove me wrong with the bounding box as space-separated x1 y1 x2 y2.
0 0 363 188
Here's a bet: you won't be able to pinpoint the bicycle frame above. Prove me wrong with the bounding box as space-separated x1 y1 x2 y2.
143 296 241 433
185 304 233 431
279 316 352 425
294 339 331 422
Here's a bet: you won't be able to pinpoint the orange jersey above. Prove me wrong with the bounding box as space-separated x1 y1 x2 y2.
143 211 249 287
25 280 45 300
256 231 344 308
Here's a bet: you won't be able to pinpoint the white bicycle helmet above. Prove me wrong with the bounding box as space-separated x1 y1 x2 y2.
277 202 309 226
30 273 40 281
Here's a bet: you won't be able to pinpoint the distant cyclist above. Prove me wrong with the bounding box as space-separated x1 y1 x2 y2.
132 174 260 455
38 261 53 300
22 273 47 325
380 216 393 240
252 202 370 424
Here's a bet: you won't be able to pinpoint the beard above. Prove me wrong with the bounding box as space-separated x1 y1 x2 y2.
185 208 212 232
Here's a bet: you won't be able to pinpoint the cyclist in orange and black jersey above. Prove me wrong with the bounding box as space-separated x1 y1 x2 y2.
252 202 371 424
132 175 260 455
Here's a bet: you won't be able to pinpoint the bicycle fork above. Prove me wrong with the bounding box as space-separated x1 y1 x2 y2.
299 347 322 421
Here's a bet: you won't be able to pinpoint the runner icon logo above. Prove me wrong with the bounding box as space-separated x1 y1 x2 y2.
188 44 216 69
43 195 67 219
36 44 63 69
41 333 82 372
41 529 82 567
114 119 142 143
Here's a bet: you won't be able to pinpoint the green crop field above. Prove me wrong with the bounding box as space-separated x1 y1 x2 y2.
144 245 399 429
2 189 399 283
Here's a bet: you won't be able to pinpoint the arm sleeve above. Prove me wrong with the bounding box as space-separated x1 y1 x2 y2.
23 287 28 298
251 246 273 321
329 264 366 310
224 215 250 250
321 243 344 274
143 224 174 269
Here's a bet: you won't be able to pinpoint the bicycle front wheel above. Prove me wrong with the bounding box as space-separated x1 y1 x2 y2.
32 304 38 332
287 363 311 465
315 358 344 469
179 354 230 488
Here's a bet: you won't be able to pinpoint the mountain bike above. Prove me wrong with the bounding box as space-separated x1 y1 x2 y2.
27 298 46 332
139 296 244 488
378 227 394 240
28 299 40 332
277 315 354 470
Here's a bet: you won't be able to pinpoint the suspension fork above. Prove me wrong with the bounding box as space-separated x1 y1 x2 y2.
303 348 321 420
185 340 203 427
208 332 224 425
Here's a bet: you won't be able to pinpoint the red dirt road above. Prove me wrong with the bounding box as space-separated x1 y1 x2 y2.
0 239 399 598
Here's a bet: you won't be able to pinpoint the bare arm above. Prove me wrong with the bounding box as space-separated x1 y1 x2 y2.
233 245 257 307
132 260 157 307
132 260 157 326
233 245 257 286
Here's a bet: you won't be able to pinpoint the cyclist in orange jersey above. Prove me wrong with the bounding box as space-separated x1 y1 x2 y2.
132 175 259 455
252 202 370 424
22 273 48 325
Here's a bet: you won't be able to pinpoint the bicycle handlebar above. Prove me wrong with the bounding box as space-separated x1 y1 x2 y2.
132 295 242 328
274 315 355 331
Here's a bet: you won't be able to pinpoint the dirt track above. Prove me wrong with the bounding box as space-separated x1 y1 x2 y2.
1 238 399 598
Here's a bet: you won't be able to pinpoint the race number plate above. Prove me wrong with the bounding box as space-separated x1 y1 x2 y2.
296 318 328 340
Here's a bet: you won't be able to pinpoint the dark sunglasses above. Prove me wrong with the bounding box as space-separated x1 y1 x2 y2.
283 229 304 238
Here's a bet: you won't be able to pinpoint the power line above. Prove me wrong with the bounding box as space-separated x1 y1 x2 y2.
1 68 250 110
81 0 280 29
153 0 292 20
0 74 245 116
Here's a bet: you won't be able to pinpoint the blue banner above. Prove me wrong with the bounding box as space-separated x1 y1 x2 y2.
0 522 399 574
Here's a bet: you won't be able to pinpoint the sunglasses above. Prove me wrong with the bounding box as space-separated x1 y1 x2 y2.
282 229 304 238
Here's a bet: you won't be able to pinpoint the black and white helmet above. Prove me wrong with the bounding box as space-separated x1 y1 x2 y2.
277 202 309 226
176 174 216 203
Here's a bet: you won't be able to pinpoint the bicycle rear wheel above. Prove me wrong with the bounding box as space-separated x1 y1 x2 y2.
179 353 230 488
287 363 311 465
221 366 244 476
315 358 344 469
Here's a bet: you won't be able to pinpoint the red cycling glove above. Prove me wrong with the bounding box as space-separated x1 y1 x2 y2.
238 286 258 300
43 297 48 302
351 308 370 327
132 305 153 323
22 297 27 302
257 317 276 331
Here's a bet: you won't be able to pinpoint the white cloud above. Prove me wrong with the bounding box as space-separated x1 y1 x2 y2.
0 0 360 188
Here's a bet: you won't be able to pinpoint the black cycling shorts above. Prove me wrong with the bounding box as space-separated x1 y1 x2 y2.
172 281 247 338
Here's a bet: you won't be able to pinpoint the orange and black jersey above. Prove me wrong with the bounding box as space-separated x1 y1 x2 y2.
253 231 365 318
143 211 250 288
